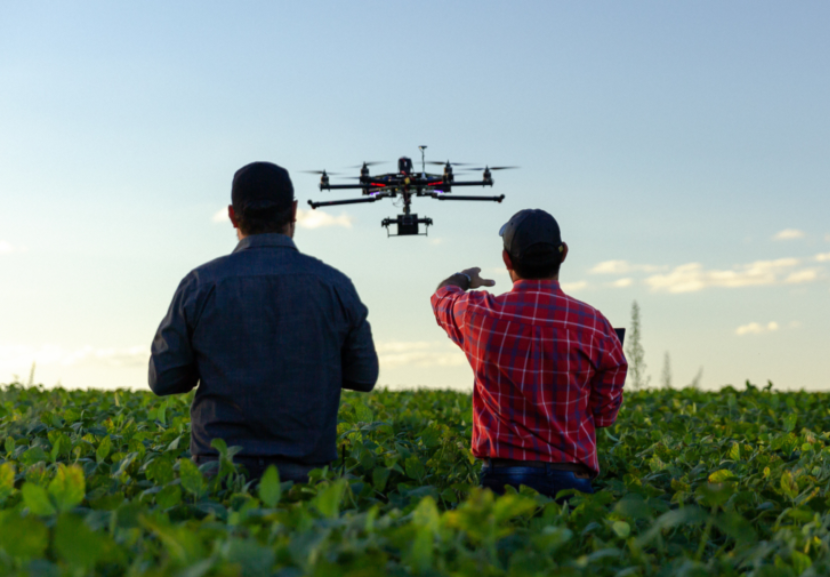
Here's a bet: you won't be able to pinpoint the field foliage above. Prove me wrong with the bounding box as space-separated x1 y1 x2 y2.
2 382 830 576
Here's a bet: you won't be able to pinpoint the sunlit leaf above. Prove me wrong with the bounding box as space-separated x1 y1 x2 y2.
708 469 736 483
179 458 206 498
96 435 112 464
22 483 56 516
258 465 281 508
48 464 85 513
313 479 347 519
612 520 631 538
0 462 15 505
781 470 799 500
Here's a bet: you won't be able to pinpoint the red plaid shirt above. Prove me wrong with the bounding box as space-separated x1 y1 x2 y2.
431 279 627 474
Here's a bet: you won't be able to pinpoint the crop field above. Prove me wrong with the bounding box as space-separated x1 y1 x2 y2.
1 383 830 576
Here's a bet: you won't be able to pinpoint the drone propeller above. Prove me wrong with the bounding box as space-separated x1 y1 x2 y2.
469 166 519 171
348 161 387 168
300 170 341 175
425 161 474 166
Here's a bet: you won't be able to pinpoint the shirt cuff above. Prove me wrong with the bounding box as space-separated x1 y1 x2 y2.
435 285 465 297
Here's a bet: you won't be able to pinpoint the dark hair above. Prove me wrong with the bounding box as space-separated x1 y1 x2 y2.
234 205 293 235
511 246 562 279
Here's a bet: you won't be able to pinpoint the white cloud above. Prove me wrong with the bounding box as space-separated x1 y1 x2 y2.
0 240 13 254
0 344 149 372
610 278 633 288
377 341 466 369
785 268 819 284
211 207 353 229
212 208 228 223
772 229 805 241
816 252 830 262
296 208 353 229
589 260 664 275
561 281 588 292
644 258 810 293
735 322 779 336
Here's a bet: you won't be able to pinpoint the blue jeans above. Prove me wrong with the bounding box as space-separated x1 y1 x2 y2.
481 463 593 500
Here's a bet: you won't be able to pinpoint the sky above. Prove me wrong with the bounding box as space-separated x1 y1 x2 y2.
1 1 828 392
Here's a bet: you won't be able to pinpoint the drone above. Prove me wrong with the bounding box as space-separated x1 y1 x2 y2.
303 146 516 236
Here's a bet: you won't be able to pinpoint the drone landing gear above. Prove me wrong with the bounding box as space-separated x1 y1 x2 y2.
381 214 433 237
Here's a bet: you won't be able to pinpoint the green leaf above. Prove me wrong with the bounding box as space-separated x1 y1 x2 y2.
354 403 374 423
54 513 119 568
612 520 631 538
5 436 16 456
179 458 206 497
405 456 426 481
96 435 112 464
156 484 182 509
708 469 736 483
0 513 49 559
781 470 799 499
408 526 433 574
210 438 228 460
146 457 175 485
313 479 347 519
0 462 15 505
221 538 276 577
372 467 390 491
22 446 48 466
791 550 812 574
258 465 281 508
783 413 797 433
22 482 56 516
48 464 85 513
728 442 740 461
111 452 138 478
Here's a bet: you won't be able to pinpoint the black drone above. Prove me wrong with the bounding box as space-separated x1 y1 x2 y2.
304 146 515 236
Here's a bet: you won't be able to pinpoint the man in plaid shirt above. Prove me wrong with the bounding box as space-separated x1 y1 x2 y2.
431 209 627 499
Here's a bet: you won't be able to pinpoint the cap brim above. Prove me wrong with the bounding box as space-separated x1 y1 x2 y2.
498 222 508 236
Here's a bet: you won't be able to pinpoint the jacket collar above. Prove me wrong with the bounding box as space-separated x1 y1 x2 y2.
512 278 562 292
232 233 298 254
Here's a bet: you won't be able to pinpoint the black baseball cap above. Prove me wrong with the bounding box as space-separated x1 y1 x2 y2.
499 209 563 262
231 162 294 211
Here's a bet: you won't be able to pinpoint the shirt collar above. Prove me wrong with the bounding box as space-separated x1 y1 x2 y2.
511 278 562 292
232 233 298 254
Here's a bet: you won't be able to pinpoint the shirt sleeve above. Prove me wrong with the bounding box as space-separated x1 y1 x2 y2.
148 273 200 396
589 322 628 428
430 286 471 347
339 283 379 393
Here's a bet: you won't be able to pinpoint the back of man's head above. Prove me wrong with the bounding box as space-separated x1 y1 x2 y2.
232 162 295 235
500 209 565 279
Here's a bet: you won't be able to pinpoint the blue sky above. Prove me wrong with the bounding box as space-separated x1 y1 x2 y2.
1 1 828 391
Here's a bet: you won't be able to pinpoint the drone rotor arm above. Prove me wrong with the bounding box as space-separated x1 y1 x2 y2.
424 193 505 203
308 196 387 209
445 180 495 187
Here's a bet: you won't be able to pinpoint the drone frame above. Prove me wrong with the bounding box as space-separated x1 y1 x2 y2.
306 146 508 236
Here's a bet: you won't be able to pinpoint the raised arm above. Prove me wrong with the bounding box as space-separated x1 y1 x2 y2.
431 267 495 346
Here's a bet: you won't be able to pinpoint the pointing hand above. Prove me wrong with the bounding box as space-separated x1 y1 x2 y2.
461 267 496 289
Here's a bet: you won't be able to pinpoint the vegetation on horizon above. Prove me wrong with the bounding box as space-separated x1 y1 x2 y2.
1 382 829 576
